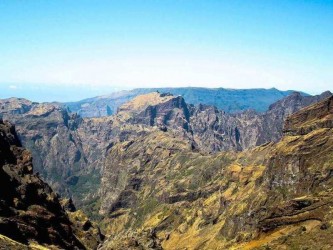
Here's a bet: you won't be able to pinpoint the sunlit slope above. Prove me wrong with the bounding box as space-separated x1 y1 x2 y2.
100 96 333 249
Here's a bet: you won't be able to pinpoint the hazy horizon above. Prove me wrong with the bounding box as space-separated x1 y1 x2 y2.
0 83 329 103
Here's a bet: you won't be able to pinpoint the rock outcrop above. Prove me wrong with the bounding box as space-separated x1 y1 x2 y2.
0 120 84 249
0 99 98 207
0 119 104 249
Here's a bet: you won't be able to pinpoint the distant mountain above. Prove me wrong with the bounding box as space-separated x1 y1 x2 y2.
65 87 302 117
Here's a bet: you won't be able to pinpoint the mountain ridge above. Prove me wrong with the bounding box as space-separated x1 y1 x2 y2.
65 87 304 117
1 91 333 249
0 90 331 220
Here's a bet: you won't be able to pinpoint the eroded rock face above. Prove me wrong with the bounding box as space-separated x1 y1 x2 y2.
118 93 191 131
99 95 333 249
1 92 333 249
0 99 98 208
112 91 332 152
0 91 331 218
0 120 85 249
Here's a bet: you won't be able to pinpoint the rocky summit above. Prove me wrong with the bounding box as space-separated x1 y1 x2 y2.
0 90 333 249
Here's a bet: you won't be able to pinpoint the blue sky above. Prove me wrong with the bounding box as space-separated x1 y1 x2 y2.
0 0 332 101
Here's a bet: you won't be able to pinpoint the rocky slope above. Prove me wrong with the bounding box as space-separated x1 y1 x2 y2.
0 120 103 249
0 99 95 206
0 91 331 217
1 91 333 249
99 95 333 249
0 97 163 215
65 87 297 117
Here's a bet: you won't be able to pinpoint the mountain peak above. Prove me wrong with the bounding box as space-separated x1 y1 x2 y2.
117 92 175 114
114 92 191 131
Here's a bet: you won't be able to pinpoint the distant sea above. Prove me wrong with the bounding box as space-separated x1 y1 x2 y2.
0 83 125 102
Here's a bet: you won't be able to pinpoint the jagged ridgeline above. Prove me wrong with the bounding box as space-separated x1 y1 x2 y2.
0 89 333 249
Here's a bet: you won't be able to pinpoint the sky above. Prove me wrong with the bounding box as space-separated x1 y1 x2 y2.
0 0 332 101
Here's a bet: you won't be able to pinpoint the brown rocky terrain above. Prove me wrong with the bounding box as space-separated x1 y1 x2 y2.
98 95 333 249
189 91 332 152
0 91 331 219
1 92 333 249
0 99 88 197
0 120 103 249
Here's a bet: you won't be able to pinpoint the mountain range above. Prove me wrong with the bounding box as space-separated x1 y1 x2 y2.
0 90 330 210
1 87 333 249
65 87 301 117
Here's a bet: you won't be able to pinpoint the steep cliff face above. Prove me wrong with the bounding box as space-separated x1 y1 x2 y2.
0 120 92 249
111 91 332 152
0 99 96 206
189 91 333 152
99 96 333 249
117 92 191 131
250 96 333 249
0 96 188 213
